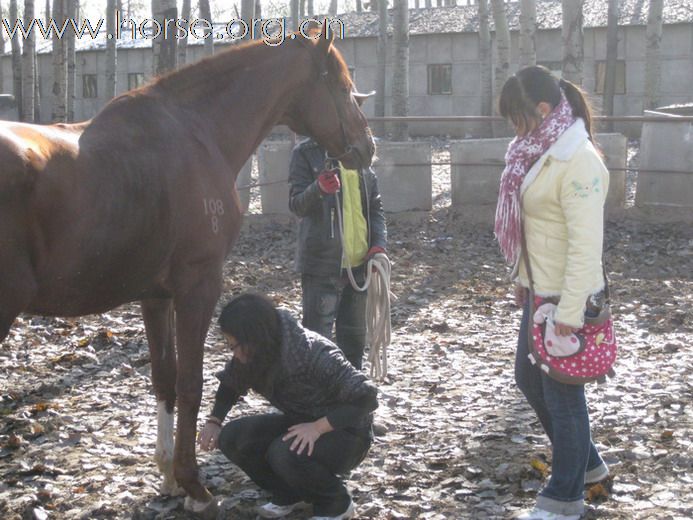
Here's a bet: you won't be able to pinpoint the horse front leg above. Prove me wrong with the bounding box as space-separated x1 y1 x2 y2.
141 297 182 496
172 276 221 517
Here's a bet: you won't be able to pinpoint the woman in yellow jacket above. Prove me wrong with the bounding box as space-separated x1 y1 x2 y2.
495 66 610 520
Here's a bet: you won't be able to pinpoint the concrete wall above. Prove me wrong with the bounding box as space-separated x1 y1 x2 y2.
372 141 433 212
636 115 693 208
450 133 628 213
257 141 293 215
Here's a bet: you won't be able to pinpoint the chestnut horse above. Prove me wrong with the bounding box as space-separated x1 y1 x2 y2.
0 29 373 515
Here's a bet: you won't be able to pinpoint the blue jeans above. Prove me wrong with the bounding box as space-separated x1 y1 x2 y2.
301 273 367 369
218 413 370 516
515 301 606 516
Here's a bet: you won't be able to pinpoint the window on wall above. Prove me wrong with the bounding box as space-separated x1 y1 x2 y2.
428 64 452 95
82 74 98 98
595 60 626 95
128 72 146 91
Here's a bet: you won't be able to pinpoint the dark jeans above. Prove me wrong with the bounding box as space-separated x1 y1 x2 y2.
218 413 371 516
515 301 605 516
301 273 367 369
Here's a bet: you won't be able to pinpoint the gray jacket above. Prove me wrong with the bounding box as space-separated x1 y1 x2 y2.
288 139 387 277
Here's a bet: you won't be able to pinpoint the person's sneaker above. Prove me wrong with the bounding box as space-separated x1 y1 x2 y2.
309 499 356 520
513 506 581 520
584 463 609 484
256 500 304 518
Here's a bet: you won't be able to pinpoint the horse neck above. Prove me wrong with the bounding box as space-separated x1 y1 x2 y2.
159 43 311 175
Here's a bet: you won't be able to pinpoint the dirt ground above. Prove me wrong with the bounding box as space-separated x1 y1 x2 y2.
1 148 692 519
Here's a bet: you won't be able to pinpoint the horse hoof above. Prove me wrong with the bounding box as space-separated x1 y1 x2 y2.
159 478 185 497
184 495 219 519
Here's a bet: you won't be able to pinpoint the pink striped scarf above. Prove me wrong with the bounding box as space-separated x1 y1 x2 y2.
494 92 576 265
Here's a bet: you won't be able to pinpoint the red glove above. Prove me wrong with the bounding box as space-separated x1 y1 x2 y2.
317 169 340 194
366 246 386 260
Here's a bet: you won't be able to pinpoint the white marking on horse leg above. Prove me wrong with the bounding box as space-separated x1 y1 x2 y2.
154 400 182 496
185 495 218 518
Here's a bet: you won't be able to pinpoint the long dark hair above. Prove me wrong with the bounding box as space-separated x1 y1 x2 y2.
218 293 282 394
498 65 595 142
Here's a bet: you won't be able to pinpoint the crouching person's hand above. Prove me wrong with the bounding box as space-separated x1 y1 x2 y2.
198 417 222 451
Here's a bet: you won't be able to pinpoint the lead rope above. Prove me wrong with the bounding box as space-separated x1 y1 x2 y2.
333 188 393 381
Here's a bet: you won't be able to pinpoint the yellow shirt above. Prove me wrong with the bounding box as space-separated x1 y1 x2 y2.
339 164 369 268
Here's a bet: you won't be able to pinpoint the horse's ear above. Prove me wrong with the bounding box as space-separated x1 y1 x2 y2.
316 19 334 55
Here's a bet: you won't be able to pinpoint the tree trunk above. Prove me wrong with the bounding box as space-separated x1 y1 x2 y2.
328 0 337 15
643 0 663 111
306 0 312 16
105 0 117 99
602 0 618 130
518 0 536 68
255 0 261 19
355 0 362 12
425 0 432 8
178 0 191 66
373 0 387 137
491 0 509 136
198 0 213 55
0 0 5 94
33 48 40 121
391 0 408 140
299 0 305 18
10 0 22 118
561 0 584 84
478 0 492 136
22 0 35 122
52 0 68 121
241 0 254 40
66 0 76 121
152 0 179 75
291 0 299 31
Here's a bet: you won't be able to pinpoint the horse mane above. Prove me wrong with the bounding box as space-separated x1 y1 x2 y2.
143 36 353 100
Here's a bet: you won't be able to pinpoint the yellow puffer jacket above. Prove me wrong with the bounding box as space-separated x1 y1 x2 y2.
515 119 610 328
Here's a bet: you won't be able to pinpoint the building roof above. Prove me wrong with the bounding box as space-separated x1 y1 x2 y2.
337 0 693 38
31 0 693 55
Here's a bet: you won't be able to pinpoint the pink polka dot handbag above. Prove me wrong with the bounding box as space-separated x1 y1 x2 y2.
520 220 617 384
528 292 617 384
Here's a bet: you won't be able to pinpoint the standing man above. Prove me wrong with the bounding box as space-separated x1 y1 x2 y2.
288 139 387 370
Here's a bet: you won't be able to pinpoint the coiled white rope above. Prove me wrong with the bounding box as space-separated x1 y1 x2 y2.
334 192 393 381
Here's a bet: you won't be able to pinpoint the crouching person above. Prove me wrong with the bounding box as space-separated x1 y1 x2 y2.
198 293 378 520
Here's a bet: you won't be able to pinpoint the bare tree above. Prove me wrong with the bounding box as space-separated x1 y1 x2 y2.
644 0 663 110
602 0 618 130
152 0 178 74
425 0 431 8
391 0 408 140
198 0 213 55
105 0 117 99
490 0 509 95
66 0 76 121
241 0 254 39
255 0 261 19
328 0 337 15
355 0 362 12
0 0 5 94
306 0 312 16
178 0 191 66
561 0 584 84
10 0 22 118
518 0 536 67
22 0 35 121
299 0 305 17
51 0 68 121
373 0 387 136
478 0 492 135
291 0 299 31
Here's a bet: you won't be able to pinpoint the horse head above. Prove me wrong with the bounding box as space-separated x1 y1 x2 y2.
282 26 375 170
